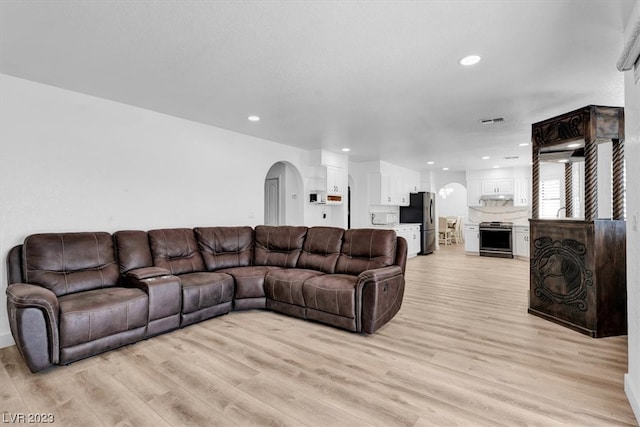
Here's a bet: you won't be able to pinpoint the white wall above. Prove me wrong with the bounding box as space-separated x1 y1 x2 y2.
436 182 467 220
0 74 320 347
623 2 640 420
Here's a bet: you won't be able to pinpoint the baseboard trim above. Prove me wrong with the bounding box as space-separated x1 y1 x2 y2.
625 373 640 425
0 332 15 349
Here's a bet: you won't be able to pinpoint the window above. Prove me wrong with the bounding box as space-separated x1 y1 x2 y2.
540 179 561 218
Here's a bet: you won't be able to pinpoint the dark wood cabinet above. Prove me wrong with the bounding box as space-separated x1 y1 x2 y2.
529 106 626 337
528 219 626 337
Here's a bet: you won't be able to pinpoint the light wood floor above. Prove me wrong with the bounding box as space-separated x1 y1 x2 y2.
1 244 636 426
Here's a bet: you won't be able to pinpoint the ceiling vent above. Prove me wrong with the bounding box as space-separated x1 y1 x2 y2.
480 117 505 125
503 156 519 160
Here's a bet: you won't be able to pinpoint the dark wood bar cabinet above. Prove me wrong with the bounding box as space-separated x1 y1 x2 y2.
529 105 627 337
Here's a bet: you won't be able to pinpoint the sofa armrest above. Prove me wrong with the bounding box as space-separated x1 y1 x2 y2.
357 265 405 334
125 271 181 331
126 266 171 280
6 283 60 371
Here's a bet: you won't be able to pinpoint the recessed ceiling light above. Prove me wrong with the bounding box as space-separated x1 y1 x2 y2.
442 167 449 171
427 161 434 165
482 156 490 160
519 143 529 147
567 143 581 148
460 55 481 66
493 165 500 169
341 148 350 152
248 115 260 122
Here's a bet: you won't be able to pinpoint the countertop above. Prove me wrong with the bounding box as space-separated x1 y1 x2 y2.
367 223 421 229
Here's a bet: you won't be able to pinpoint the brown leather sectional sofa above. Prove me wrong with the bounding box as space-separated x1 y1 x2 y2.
6 225 407 372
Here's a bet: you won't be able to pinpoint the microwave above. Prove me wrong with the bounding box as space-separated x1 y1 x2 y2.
309 192 326 204
371 212 398 225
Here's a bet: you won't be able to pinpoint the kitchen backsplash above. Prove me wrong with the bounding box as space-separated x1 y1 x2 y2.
468 200 530 225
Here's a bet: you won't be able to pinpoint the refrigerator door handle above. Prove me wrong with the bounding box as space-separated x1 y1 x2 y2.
429 198 434 224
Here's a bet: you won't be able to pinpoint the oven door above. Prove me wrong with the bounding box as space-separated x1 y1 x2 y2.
479 228 513 258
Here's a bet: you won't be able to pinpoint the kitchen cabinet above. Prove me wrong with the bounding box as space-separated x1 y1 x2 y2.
397 180 410 206
513 225 530 259
326 166 345 195
398 175 419 206
368 173 395 205
367 162 420 207
464 224 479 254
394 224 421 257
481 178 514 195
513 178 530 207
467 180 483 207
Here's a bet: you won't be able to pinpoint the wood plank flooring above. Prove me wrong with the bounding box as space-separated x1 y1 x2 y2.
1 244 636 426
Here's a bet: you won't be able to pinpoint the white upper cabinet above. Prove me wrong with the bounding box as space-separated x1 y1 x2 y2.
467 180 483 206
513 178 530 206
367 162 420 206
326 165 345 195
466 167 531 206
310 149 348 205
368 173 395 205
481 178 514 195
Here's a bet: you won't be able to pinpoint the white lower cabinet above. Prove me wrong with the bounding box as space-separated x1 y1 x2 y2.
464 224 479 254
514 225 530 259
394 224 421 257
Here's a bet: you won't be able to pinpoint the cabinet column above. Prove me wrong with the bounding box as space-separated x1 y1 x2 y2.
612 138 625 220
531 146 540 219
584 137 598 221
565 162 573 218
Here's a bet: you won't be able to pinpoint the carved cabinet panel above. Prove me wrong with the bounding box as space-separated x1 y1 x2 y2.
528 219 626 337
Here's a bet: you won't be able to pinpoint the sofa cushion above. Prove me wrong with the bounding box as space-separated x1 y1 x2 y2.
335 229 397 276
254 226 307 267
296 226 344 274
23 232 120 297
58 287 148 348
302 274 359 318
114 230 153 273
218 266 281 299
179 272 234 314
264 269 325 307
148 228 205 274
194 226 253 270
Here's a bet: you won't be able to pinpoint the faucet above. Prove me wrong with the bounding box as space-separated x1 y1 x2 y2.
556 207 566 218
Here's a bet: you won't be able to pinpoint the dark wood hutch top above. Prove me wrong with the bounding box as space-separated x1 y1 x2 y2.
531 105 624 149
530 105 625 221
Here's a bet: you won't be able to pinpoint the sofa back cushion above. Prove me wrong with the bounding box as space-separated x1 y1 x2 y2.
114 230 153 273
254 226 307 267
194 226 254 271
147 228 205 274
22 232 120 297
296 226 344 273
335 229 397 275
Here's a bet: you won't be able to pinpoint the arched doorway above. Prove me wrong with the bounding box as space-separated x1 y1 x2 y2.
264 161 304 225
437 182 467 245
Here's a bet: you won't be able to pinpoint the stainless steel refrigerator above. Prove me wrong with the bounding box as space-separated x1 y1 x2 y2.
399 191 436 255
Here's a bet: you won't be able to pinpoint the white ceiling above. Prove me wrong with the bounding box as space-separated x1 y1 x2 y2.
1 0 635 172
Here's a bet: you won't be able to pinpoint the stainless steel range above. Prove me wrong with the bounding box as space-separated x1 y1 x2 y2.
479 221 513 258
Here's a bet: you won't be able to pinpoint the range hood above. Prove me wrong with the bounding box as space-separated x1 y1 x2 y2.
480 193 514 201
